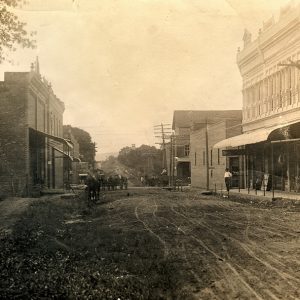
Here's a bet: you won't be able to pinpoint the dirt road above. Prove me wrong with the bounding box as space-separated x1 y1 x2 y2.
108 189 300 299
1 189 299 299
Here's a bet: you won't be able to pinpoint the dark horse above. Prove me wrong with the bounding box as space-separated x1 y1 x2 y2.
85 173 99 204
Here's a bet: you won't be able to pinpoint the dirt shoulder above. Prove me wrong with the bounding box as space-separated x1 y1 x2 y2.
0 197 36 235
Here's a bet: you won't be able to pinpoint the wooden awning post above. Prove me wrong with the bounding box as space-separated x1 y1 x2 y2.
271 143 274 199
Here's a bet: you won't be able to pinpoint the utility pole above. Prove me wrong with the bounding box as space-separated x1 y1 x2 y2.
168 134 190 187
154 123 172 170
205 119 209 190
170 134 173 187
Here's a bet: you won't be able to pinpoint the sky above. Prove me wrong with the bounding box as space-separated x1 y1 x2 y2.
0 0 295 160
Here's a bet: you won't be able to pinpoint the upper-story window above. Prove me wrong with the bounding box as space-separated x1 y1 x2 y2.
288 67 292 105
58 120 61 136
50 114 53 135
184 144 190 156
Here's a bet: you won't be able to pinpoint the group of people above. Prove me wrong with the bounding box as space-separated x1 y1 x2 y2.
85 171 128 202
140 174 169 187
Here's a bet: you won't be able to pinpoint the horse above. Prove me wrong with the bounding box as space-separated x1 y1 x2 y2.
119 175 128 189
107 175 114 191
123 176 128 189
85 173 99 204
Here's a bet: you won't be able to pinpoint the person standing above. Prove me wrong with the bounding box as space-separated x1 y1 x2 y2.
224 168 232 194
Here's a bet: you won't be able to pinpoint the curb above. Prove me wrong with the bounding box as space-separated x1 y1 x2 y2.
216 191 300 208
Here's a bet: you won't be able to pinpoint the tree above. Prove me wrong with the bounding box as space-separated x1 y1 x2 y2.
63 125 96 166
118 144 162 176
0 0 36 63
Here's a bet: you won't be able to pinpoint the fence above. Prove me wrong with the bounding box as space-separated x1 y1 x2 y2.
212 170 300 200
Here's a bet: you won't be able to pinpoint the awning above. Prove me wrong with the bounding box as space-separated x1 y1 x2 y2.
52 146 73 161
29 127 73 149
213 128 272 148
213 120 300 149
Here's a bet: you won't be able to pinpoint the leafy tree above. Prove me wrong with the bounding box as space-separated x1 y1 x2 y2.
63 125 96 166
118 145 162 176
0 0 36 63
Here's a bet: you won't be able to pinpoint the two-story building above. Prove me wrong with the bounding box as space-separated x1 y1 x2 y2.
169 110 242 185
214 2 300 192
0 60 72 196
190 117 242 189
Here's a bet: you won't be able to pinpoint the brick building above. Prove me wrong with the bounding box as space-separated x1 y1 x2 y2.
168 110 242 185
190 118 242 189
214 2 300 192
0 61 72 197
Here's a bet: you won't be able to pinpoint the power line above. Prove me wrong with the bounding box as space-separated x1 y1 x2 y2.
154 123 172 170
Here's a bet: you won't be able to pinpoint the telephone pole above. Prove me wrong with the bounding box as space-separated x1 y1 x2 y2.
154 123 172 170
205 119 209 190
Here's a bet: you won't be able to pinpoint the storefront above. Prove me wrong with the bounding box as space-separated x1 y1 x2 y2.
29 128 74 189
214 121 300 193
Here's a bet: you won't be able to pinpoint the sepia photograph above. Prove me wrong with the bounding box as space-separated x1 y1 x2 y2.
0 0 300 298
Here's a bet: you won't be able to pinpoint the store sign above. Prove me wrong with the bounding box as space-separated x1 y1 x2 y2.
222 149 246 156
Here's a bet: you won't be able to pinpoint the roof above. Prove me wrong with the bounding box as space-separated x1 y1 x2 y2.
172 110 242 129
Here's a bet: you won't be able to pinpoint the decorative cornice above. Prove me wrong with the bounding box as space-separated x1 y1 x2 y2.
238 10 300 67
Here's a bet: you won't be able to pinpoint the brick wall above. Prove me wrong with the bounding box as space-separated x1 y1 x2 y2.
226 119 242 138
0 74 29 197
191 122 227 189
190 119 242 190
0 70 66 196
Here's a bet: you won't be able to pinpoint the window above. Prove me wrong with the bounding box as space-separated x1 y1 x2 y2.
50 117 53 135
217 149 220 165
288 67 292 105
203 151 205 165
210 149 213 166
194 152 197 166
184 144 190 156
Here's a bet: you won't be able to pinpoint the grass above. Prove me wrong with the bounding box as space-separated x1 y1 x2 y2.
0 191 188 300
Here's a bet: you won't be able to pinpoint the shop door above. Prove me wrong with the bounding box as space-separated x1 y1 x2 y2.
229 157 239 188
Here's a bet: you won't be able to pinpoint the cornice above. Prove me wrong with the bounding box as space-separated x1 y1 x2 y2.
242 105 300 128
237 13 300 67
29 73 64 112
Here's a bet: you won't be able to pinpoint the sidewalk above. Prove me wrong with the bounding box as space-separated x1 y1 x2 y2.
220 188 300 202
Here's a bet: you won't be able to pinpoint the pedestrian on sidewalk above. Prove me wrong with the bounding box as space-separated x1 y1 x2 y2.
224 168 232 196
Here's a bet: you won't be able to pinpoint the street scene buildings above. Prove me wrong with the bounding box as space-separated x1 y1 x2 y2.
190 113 242 189
0 61 66 196
0 1 300 299
167 110 242 188
162 2 300 194
215 2 300 193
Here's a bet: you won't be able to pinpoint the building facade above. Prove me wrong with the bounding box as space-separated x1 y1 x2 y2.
215 2 300 192
190 118 242 189
63 126 82 184
169 110 242 185
0 61 71 197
